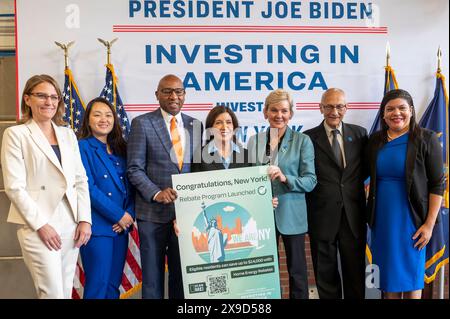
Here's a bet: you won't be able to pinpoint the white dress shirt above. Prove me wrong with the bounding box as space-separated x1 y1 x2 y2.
323 121 346 168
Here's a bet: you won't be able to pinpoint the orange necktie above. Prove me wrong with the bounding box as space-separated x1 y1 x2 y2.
170 117 183 170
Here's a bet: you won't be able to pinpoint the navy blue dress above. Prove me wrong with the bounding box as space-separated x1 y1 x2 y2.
371 133 425 292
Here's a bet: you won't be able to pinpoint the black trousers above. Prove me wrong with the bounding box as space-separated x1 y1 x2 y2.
276 231 309 299
137 219 184 299
309 211 366 299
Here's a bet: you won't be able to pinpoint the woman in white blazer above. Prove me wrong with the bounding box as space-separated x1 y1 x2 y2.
1 74 92 299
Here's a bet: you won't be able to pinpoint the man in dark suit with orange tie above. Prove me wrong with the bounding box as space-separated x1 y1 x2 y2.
127 74 202 299
304 88 368 299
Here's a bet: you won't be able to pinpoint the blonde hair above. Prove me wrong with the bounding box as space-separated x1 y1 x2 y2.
264 89 294 114
20 74 65 125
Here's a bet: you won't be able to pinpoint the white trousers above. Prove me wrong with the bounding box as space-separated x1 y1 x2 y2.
17 199 78 299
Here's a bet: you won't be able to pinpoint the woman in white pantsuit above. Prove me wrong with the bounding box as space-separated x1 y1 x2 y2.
1 74 92 299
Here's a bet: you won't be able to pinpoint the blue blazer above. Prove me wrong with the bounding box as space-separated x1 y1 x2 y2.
79 137 135 236
127 109 203 223
248 127 317 235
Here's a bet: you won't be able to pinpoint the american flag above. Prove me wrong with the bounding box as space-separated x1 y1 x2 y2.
62 68 85 132
100 64 131 137
61 68 87 298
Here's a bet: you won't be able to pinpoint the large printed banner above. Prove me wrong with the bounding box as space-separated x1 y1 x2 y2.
172 166 281 299
15 0 449 138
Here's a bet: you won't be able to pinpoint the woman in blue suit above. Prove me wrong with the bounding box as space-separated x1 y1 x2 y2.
248 89 317 299
78 97 135 299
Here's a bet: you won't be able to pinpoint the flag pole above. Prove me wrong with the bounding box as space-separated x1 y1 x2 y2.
55 41 75 70
386 42 390 68
97 38 118 65
98 38 119 107
437 46 442 74
55 41 75 128
437 46 445 300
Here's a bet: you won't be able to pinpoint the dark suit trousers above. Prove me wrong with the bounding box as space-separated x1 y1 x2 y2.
309 211 366 299
137 219 184 299
276 231 308 299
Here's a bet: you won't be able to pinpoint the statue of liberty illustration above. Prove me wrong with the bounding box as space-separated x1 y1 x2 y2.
202 202 228 262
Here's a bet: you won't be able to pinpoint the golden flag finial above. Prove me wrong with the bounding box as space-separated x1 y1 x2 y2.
437 46 442 73
385 42 391 67
55 41 75 69
97 38 118 65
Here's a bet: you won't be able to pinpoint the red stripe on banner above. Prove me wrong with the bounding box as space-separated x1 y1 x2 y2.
296 102 380 110
124 109 157 112
125 109 210 112
125 104 159 107
296 107 379 110
124 104 213 107
125 103 214 113
113 25 388 34
349 102 380 104
114 29 387 34
114 24 387 28
112 27 387 30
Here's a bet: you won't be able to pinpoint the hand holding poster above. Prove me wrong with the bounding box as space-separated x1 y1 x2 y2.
172 166 281 299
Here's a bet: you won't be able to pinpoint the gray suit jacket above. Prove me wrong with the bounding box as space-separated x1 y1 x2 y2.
127 109 202 223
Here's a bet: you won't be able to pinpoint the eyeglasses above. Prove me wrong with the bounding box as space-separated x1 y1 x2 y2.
321 104 347 112
29 92 60 103
159 88 185 96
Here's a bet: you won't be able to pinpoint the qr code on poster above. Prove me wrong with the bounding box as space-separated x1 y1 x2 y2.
207 274 229 296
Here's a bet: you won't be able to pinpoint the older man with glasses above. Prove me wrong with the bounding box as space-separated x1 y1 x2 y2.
127 74 202 299
304 88 368 299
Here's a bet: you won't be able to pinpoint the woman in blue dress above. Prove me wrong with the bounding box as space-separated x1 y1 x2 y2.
366 89 444 299
77 97 135 299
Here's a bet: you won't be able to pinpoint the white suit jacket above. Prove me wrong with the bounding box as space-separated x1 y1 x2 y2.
1 119 91 230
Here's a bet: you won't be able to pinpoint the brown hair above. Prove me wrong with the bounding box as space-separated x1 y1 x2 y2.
20 74 65 125
77 97 127 157
204 105 240 144
372 89 420 148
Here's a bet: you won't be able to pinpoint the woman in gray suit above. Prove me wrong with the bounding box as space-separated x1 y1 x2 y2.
248 89 317 299
1 74 91 298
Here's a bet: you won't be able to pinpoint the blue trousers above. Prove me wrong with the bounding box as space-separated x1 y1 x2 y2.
80 233 128 299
